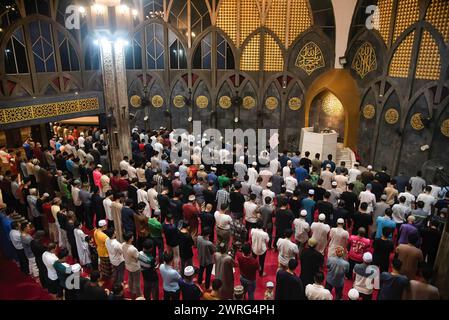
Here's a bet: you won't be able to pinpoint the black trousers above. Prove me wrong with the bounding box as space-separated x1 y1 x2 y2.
245 221 257 241
83 205 93 230
198 263 213 289
143 279 159 300
16 249 29 274
164 289 180 300
325 282 343 300
151 237 164 263
258 252 267 276
74 206 84 224
346 259 358 279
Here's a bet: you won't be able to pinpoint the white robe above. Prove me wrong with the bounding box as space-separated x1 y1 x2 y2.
74 228 91 266
137 189 151 217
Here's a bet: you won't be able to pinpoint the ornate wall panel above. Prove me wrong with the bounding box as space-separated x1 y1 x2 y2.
373 92 402 171
392 0 419 43
415 31 441 80
266 0 288 45
284 82 305 151
425 0 449 43
193 80 212 130
263 34 284 71
376 0 393 46
358 90 378 165
241 34 261 71
351 42 377 79
295 41 325 75
388 31 415 78
216 0 238 45
398 95 432 175
238 81 258 132
170 79 189 130
287 0 313 48
0 97 99 125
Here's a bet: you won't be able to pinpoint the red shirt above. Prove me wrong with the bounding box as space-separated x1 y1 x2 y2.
117 178 130 192
182 203 199 228
43 203 54 223
237 253 259 281
110 176 121 192
348 235 371 262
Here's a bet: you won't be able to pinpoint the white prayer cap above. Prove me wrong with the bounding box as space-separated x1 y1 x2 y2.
146 162 152 168
348 288 359 300
367 165 373 170
287 160 292 164
332 181 337 187
211 167 217 171
318 213 326 221
300 210 307 217
98 220 107 227
337 218 345 224
188 195 196 201
174 172 180 177
96 164 102 168
182 159 189 164
267 182 272 188
239 156 245 161
308 189 315 195
266 281 274 288
199 164 205 170
363 252 373 263
326 164 331 168
252 162 257 167
43 193 50 197
184 266 195 277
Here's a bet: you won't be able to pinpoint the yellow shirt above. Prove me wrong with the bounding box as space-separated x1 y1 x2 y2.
94 229 109 257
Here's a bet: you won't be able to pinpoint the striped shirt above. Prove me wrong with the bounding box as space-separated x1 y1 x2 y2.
216 189 230 210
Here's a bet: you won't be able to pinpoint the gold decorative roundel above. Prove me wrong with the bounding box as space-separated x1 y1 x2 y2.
410 113 424 131
173 95 185 108
196 95 209 109
322 92 344 117
219 96 232 109
243 96 256 110
385 108 399 124
363 104 375 119
441 119 449 138
288 97 302 111
130 95 141 108
151 95 164 108
265 97 278 110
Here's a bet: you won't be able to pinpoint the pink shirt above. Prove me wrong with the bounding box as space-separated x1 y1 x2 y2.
93 170 102 189
348 235 371 262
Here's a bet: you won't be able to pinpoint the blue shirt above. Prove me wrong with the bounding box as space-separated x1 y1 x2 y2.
295 167 308 183
326 256 349 287
321 160 336 172
160 263 181 292
207 173 219 191
375 216 396 239
291 156 301 169
301 198 315 224
66 159 74 173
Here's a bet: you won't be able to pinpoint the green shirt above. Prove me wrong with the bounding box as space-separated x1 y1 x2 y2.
353 180 365 197
148 218 162 238
218 175 230 189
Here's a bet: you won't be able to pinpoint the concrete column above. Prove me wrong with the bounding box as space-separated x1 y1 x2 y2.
331 0 358 68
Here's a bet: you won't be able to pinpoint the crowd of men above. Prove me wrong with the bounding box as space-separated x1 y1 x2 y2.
0 124 447 300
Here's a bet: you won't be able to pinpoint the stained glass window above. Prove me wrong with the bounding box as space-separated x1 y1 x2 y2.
217 33 234 69
193 33 212 69
58 32 80 71
4 26 29 74
169 31 187 69
29 20 56 72
145 23 165 69
125 30 143 70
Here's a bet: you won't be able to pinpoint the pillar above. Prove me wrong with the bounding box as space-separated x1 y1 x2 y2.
99 39 131 170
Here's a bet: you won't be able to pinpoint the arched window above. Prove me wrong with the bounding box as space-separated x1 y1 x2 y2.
145 23 165 69
217 33 234 69
125 30 143 70
4 26 29 74
169 31 187 69
57 32 80 71
193 33 212 69
29 20 56 72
